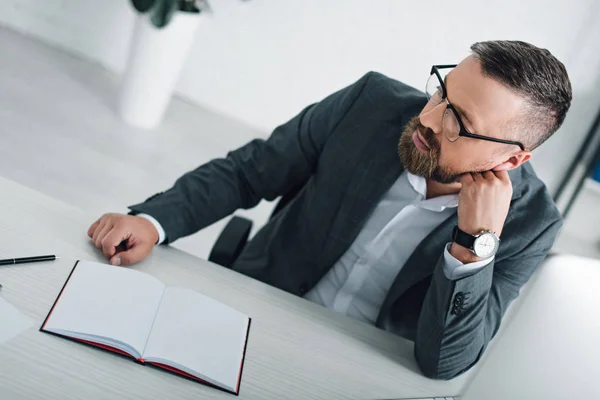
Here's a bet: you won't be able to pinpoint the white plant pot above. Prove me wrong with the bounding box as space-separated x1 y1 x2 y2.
119 12 201 129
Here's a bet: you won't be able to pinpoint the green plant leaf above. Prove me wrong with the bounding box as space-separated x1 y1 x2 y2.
150 0 179 28
178 0 201 13
131 0 157 13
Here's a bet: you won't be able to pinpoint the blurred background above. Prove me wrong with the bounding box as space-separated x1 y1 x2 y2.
0 0 599 259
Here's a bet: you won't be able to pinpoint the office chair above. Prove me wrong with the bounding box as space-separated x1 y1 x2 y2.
207 182 305 268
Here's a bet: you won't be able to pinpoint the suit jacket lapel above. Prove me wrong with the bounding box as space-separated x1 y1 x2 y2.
319 128 404 272
375 210 458 327
374 166 526 327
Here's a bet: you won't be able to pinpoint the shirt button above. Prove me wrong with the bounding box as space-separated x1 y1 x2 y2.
299 283 308 295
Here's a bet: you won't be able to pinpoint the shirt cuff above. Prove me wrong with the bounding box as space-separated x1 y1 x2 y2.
136 213 166 245
443 242 494 280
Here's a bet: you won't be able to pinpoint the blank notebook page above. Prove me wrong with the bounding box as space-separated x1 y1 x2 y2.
142 287 249 392
44 261 165 356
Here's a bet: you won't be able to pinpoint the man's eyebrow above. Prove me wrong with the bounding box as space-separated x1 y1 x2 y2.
443 75 475 128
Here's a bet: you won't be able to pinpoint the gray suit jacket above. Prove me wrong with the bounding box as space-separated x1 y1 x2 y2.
129 72 563 380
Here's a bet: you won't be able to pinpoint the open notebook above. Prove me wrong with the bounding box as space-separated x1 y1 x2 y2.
40 261 251 395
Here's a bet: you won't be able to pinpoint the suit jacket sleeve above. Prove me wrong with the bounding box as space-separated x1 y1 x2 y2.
414 216 563 380
128 73 374 244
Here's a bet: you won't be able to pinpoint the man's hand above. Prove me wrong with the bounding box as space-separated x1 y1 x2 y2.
87 213 159 266
451 171 513 263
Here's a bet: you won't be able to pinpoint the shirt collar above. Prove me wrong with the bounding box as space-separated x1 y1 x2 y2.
405 171 459 211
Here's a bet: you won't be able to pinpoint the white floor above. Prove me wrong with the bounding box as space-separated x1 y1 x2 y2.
1 26 598 262
0 26 274 260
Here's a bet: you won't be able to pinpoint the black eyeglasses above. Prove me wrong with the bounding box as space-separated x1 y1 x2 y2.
426 65 526 151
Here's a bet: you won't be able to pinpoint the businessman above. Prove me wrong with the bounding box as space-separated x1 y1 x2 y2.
88 41 571 380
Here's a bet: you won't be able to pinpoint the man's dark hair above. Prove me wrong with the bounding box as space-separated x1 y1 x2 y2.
470 40 572 150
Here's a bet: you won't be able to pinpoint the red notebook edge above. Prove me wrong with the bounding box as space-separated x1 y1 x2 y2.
236 317 252 395
39 331 239 395
38 260 251 396
40 260 79 332
147 362 236 395
74 338 135 358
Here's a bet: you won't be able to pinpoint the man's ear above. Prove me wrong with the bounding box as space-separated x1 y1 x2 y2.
492 151 532 172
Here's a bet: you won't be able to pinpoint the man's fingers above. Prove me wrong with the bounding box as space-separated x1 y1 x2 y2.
482 171 496 181
87 219 100 238
494 169 511 183
91 220 108 245
94 222 113 248
471 172 485 183
111 244 150 267
89 219 102 242
459 173 474 185
101 228 129 258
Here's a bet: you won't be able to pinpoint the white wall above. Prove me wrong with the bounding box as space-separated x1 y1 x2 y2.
1 0 600 195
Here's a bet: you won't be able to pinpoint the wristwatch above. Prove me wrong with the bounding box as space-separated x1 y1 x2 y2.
452 226 500 258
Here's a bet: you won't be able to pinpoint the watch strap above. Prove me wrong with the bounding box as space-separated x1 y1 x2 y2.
452 226 476 250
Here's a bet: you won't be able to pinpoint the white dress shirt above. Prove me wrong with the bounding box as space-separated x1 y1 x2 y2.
303 171 492 324
139 171 492 325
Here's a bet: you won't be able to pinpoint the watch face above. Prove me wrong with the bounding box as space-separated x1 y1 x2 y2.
473 233 499 258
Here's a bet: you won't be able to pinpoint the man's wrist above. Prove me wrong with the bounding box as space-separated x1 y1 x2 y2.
459 223 502 239
136 213 165 244
450 242 485 264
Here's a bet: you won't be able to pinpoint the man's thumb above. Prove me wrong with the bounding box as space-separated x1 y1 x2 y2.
110 244 149 266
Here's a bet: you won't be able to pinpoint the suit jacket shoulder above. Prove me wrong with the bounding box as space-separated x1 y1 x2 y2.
501 162 563 261
355 71 426 116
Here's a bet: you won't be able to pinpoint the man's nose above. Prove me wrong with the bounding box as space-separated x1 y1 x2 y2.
419 102 446 136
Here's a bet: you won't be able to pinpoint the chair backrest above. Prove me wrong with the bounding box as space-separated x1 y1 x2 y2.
208 180 308 268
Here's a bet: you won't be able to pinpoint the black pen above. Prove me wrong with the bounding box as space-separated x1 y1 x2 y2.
0 255 58 266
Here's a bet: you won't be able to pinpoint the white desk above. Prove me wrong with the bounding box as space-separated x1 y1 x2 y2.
0 176 470 399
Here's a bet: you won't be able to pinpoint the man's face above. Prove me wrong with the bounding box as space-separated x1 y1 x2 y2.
398 56 529 183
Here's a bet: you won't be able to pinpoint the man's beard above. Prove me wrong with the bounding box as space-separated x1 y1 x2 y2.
398 117 469 184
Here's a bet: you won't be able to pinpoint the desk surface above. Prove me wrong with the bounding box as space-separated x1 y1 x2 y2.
0 176 470 399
